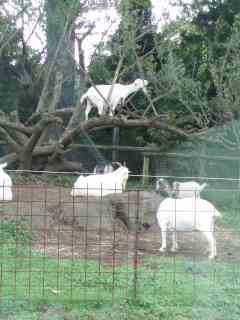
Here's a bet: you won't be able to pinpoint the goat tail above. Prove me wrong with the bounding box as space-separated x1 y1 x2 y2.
0 162 7 169
214 209 222 217
200 182 208 191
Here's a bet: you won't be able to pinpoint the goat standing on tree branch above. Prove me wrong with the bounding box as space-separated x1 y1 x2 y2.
81 79 149 120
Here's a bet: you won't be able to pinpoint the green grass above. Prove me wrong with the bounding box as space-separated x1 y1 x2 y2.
0 249 240 319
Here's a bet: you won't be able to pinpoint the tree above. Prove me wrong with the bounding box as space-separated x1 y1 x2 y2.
1 0 239 172
0 7 42 122
174 0 240 102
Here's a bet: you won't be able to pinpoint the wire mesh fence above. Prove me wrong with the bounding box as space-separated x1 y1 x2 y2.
0 171 240 309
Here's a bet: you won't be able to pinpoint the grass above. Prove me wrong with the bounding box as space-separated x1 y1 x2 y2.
0 245 240 319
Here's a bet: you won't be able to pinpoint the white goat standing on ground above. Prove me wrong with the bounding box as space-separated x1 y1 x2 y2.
156 197 221 259
0 163 13 201
71 165 129 197
81 79 149 120
155 178 207 198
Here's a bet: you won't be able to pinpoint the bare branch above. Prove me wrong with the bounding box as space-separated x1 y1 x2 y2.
75 21 95 42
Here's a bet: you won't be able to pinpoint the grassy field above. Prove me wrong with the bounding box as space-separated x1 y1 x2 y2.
0 253 239 319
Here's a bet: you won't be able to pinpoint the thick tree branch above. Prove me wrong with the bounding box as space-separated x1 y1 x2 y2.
0 127 21 153
27 108 74 126
60 116 189 148
23 116 62 155
0 119 32 135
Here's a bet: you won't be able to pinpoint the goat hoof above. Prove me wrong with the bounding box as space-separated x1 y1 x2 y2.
170 247 178 253
159 247 166 253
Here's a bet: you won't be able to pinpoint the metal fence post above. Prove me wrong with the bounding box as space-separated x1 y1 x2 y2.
133 189 140 302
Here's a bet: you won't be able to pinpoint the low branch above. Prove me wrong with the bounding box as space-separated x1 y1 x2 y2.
60 116 189 148
0 119 32 135
23 116 62 155
33 145 56 156
0 127 21 153
26 108 74 125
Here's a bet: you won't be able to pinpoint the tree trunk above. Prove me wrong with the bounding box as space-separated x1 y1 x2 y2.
45 0 76 109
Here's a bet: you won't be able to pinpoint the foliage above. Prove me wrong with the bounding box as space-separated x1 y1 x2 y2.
1 0 240 174
0 15 23 113
0 12 43 121
0 217 32 259
117 0 155 61
175 0 240 100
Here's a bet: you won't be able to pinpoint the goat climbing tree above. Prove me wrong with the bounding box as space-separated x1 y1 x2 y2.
0 0 190 171
0 0 237 171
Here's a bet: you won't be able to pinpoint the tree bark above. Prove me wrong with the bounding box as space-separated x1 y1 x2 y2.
45 0 76 109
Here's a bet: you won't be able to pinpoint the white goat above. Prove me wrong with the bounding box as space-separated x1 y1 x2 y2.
155 178 207 198
81 79 149 120
71 166 129 197
0 162 13 201
156 197 221 259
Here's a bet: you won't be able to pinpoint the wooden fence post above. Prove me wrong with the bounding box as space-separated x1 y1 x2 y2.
142 154 150 186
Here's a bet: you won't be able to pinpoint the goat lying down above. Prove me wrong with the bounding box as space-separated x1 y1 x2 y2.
0 162 13 201
156 197 221 259
71 166 129 197
156 178 207 198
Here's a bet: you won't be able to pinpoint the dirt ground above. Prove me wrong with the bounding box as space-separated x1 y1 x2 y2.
0 184 239 266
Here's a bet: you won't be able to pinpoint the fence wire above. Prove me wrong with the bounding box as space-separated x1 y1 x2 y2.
0 173 240 308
